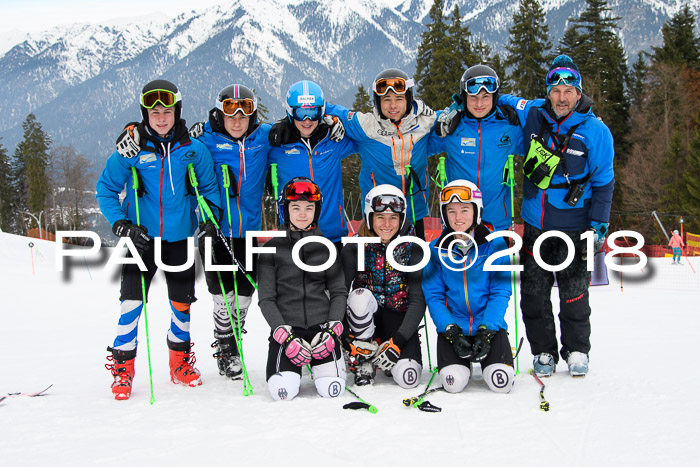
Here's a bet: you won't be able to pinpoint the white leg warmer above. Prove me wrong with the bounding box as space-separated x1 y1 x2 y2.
267 371 301 401
440 364 470 393
483 363 514 394
346 288 377 340
312 360 346 398
391 358 422 389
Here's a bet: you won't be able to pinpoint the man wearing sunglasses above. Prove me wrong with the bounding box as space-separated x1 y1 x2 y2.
97 79 222 399
498 55 615 378
429 64 525 232
325 68 438 239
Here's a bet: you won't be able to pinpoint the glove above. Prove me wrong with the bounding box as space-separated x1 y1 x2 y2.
590 222 609 253
347 338 379 362
499 104 520 125
197 220 220 258
273 325 312 367
373 338 400 371
435 105 461 137
323 115 345 142
421 104 435 117
465 326 496 362
268 118 292 146
443 324 472 359
310 320 344 360
115 122 141 159
112 219 151 253
188 121 205 139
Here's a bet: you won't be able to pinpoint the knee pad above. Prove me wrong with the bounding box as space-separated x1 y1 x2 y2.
391 359 422 389
483 363 514 394
440 364 470 393
267 371 301 401
311 360 346 398
346 288 377 340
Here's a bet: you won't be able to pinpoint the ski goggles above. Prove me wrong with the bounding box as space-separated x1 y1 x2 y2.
290 106 324 122
370 194 406 214
140 89 181 109
373 77 414 96
284 181 322 202
440 186 481 204
217 98 256 116
546 67 582 88
464 76 499 95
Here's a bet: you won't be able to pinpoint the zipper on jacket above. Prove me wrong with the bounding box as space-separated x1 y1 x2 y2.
463 268 473 334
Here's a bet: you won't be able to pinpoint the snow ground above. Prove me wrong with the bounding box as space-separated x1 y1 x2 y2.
1 231 698 466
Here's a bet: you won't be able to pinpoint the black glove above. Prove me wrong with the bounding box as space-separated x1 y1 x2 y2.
112 220 151 253
499 104 520 126
189 121 204 139
443 324 472 359
268 118 292 146
197 220 220 258
115 122 141 159
465 326 496 362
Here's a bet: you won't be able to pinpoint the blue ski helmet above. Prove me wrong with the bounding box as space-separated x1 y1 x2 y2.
285 80 325 122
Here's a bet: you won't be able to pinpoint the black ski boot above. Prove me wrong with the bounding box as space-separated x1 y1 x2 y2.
212 334 242 380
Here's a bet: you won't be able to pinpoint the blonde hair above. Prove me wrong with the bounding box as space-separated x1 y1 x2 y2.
357 220 377 238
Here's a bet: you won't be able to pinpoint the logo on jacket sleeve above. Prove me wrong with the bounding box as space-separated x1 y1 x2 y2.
517 99 527 110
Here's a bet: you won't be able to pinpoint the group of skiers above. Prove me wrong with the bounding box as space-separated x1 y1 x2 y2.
97 54 616 401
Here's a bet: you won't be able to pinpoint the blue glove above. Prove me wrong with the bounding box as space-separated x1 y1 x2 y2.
590 222 609 253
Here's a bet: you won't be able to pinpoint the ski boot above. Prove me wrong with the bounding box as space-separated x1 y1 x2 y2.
354 360 376 386
168 340 202 387
212 333 242 380
533 353 556 377
566 351 589 377
105 348 136 400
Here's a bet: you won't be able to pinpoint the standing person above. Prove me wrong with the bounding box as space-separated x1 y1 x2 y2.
499 55 615 377
324 69 437 239
341 184 425 388
429 64 524 231
115 84 271 381
97 79 221 400
268 80 356 246
669 229 685 264
258 178 348 401
422 180 514 394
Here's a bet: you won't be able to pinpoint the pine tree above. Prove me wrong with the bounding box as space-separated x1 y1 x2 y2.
414 0 451 109
340 84 372 221
629 52 649 109
505 0 552 99
13 114 51 230
652 4 700 68
686 109 700 214
351 84 372 112
0 139 15 232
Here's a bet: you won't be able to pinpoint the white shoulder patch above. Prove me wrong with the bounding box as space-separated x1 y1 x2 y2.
516 99 527 110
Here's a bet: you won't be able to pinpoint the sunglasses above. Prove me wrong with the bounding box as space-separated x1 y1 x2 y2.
465 76 499 95
374 77 414 96
284 181 322 202
290 106 324 122
440 186 481 203
370 194 406 214
546 67 581 88
217 98 256 116
140 89 181 109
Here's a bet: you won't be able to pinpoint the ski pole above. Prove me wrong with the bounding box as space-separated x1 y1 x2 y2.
403 368 439 407
528 369 550 412
506 154 520 375
344 387 378 413
438 155 446 190
271 163 280 226
131 167 155 405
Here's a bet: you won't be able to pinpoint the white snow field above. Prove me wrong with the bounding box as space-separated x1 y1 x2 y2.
1 231 698 466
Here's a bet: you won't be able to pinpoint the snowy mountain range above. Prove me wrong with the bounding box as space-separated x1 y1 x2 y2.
0 0 697 169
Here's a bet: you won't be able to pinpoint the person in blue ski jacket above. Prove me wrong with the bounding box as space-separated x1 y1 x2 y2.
267 80 356 245
422 180 515 394
498 55 615 378
97 79 221 400
323 68 438 239
430 64 524 232
114 83 273 381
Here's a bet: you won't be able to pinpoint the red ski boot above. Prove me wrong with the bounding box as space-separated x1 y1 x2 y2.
105 349 136 400
168 341 202 387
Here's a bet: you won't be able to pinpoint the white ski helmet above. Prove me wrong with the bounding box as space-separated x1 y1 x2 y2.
439 179 483 231
364 184 407 234
673 229 679 235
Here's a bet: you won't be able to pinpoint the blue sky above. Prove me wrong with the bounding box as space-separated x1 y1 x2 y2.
0 0 225 32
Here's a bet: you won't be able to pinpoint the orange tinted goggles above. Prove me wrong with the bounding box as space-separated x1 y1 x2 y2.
284 181 322 202
374 77 413 96
140 89 181 109
440 186 480 203
217 98 256 116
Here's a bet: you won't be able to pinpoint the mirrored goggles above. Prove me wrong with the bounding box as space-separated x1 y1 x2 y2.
546 67 581 88
440 186 481 203
217 98 256 116
284 181 322 202
373 77 415 96
291 106 324 122
465 76 499 95
140 89 181 109
371 194 406 214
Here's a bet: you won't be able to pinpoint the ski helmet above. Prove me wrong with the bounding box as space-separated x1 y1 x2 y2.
279 176 323 228
546 55 582 94
364 184 407 235
674 229 679 235
285 80 325 122
439 179 483 232
140 79 182 123
460 64 499 118
372 68 414 118
215 84 258 125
